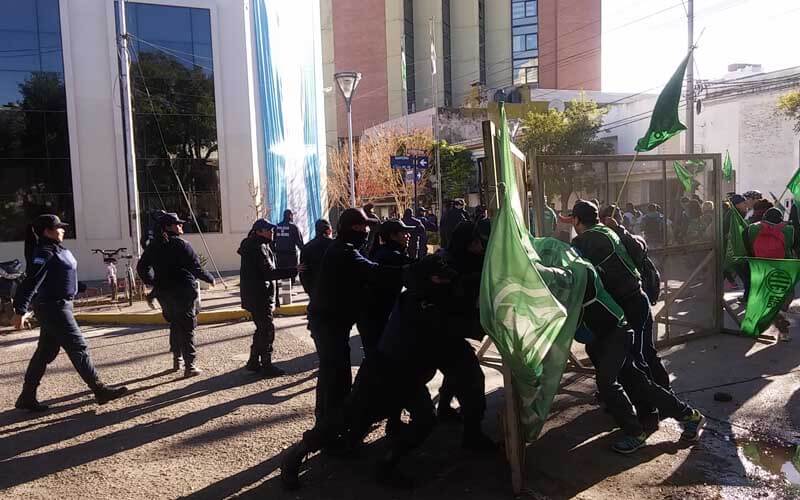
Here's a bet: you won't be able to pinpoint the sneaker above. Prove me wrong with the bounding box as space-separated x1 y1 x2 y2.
95 385 129 405
172 355 183 372
679 410 706 441
611 433 648 454
779 331 792 342
244 358 261 372
280 443 306 490
184 366 202 378
15 395 49 412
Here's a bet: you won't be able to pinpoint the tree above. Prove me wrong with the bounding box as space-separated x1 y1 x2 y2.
518 96 613 210
438 141 475 201
778 90 800 133
327 128 433 214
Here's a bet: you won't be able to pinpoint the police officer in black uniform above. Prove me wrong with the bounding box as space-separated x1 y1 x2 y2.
358 219 416 359
238 218 296 377
13 215 128 411
137 212 214 377
436 221 495 451
282 255 457 490
307 208 401 421
298 219 334 296
273 209 304 280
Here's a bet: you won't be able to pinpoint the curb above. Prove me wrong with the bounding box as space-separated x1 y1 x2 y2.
74 303 308 326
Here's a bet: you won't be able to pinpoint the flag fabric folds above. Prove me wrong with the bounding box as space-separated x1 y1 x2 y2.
723 150 734 182
673 161 694 193
635 53 691 153
787 168 800 209
724 208 748 271
479 102 587 441
741 258 800 336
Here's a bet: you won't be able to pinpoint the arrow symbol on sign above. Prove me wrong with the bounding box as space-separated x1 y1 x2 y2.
418 158 428 168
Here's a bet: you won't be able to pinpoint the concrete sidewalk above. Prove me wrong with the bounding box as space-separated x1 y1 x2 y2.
73 276 308 325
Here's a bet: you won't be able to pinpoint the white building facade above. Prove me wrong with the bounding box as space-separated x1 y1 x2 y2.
0 0 327 280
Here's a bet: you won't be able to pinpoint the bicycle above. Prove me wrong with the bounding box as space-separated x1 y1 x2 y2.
92 248 137 306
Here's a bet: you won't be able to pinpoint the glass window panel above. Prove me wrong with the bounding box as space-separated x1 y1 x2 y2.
0 32 40 72
36 0 62 34
39 33 64 72
512 24 538 35
44 111 69 158
0 3 36 32
526 34 538 50
513 35 524 52
127 4 221 232
526 1 537 17
526 66 538 83
512 2 525 19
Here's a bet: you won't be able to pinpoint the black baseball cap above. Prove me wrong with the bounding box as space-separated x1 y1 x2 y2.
568 200 599 224
380 219 414 235
252 218 276 232
338 208 378 231
315 219 332 234
33 214 69 233
159 212 186 226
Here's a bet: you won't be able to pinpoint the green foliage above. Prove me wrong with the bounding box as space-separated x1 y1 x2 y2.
437 141 475 201
518 96 613 210
778 90 800 133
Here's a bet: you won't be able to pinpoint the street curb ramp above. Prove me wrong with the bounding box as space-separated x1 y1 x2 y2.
74 304 307 326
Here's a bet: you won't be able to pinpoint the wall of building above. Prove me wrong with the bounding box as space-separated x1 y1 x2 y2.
332 0 388 136
538 0 601 90
412 0 444 112
484 0 512 93
385 0 405 121
320 0 337 148
451 0 481 106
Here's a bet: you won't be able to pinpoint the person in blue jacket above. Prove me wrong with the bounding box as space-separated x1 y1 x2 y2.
13 215 128 412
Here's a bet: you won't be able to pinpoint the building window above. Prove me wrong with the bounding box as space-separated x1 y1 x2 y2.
525 1 537 17
512 2 525 19
404 0 415 113
513 35 524 52
512 0 538 26
525 34 537 50
0 0 76 241
511 0 538 85
123 3 222 233
513 57 538 85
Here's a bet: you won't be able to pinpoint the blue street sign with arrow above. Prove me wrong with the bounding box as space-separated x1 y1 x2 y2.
390 156 413 169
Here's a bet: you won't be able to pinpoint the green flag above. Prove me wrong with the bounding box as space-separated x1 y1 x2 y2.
787 168 800 207
480 103 587 441
673 161 694 193
635 53 691 152
723 150 733 182
741 258 800 336
724 208 748 271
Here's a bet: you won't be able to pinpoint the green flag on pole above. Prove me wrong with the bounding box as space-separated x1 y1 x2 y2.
673 161 694 193
724 208 748 271
787 168 800 207
479 102 587 441
635 53 691 152
741 258 800 336
723 150 734 182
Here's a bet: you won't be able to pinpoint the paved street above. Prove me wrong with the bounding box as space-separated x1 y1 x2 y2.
1 316 798 499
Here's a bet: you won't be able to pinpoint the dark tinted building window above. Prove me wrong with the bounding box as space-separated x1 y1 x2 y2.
442 0 452 106
404 0 415 113
122 3 222 233
0 0 75 241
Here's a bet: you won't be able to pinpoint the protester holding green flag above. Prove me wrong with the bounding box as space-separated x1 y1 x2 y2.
635 53 691 152
723 196 750 293
742 207 798 340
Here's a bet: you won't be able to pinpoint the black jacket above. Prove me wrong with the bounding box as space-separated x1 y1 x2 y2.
273 221 304 254
361 241 415 329
14 238 78 314
308 238 401 325
238 235 295 311
137 235 214 292
571 223 642 301
299 235 334 295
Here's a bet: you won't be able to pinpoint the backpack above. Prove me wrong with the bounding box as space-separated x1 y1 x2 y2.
751 222 790 259
627 234 661 306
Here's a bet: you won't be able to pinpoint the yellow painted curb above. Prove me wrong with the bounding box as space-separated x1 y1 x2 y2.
74 304 307 326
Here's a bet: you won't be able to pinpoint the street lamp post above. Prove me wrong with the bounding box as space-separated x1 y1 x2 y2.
334 71 362 207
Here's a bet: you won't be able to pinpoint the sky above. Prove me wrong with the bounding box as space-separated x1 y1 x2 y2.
602 0 800 92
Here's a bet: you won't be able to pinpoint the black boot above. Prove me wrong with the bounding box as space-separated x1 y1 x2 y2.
172 353 183 372
94 384 129 405
261 354 285 377
280 442 308 490
15 385 49 412
245 348 261 372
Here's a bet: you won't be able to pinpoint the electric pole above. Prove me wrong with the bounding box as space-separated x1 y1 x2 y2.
686 0 694 155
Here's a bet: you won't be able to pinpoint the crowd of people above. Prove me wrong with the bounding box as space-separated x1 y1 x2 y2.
9 197 710 490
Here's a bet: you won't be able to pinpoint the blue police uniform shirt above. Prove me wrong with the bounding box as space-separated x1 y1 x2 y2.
14 239 79 314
